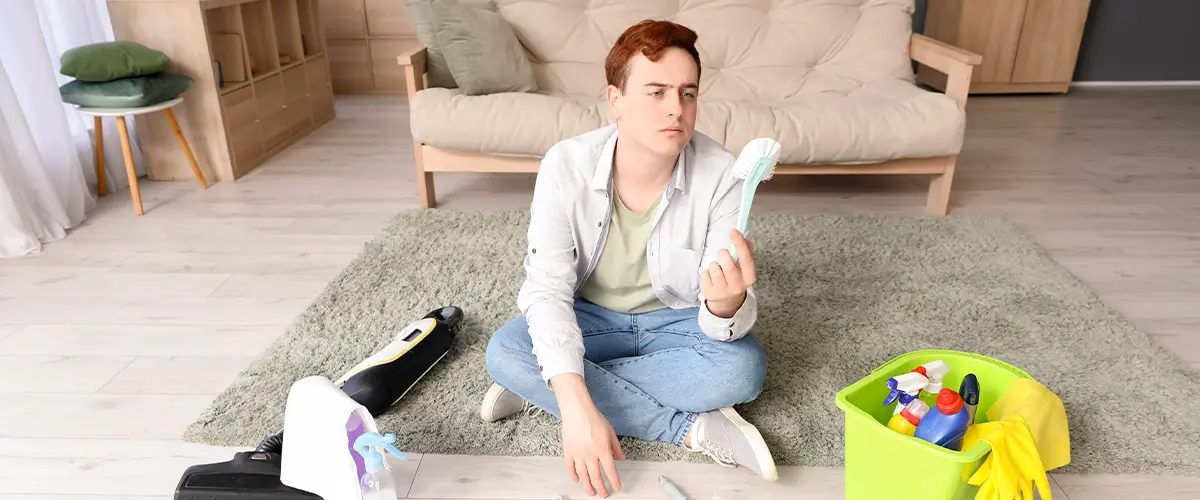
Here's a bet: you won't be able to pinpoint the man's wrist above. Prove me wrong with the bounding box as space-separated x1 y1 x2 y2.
549 373 594 415
706 293 746 319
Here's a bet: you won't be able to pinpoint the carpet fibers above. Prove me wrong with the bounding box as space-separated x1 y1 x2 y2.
183 210 1200 475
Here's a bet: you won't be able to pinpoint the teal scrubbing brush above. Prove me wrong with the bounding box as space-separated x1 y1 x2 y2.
729 138 782 261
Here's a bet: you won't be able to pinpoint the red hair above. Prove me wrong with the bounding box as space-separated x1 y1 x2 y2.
605 20 701 91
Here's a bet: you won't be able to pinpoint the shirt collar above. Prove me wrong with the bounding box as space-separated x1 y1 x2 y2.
591 127 691 197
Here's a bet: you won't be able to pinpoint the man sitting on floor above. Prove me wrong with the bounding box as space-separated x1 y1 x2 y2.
481 20 776 497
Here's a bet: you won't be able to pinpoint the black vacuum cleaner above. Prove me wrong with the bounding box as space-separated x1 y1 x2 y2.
173 306 464 500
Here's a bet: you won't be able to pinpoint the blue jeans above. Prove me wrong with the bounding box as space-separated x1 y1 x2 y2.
485 298 768 446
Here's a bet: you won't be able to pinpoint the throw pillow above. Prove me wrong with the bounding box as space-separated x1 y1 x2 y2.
429 0 537 95
404 0 498 89
60 72 194 108
60 40 170 83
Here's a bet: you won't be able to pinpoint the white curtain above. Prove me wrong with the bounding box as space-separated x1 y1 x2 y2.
0 0 144 258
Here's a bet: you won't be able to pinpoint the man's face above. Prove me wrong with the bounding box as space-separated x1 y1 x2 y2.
607 47 699 159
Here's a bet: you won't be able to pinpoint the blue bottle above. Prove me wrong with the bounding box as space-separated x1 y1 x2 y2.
913 388 972 451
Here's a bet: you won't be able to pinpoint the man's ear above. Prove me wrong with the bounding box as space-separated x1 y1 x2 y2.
605 84 622 120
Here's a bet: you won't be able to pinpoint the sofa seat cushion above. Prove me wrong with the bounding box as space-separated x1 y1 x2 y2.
410 81 964 164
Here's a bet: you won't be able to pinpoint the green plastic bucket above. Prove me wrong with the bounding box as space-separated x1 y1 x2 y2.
834 350 1034 500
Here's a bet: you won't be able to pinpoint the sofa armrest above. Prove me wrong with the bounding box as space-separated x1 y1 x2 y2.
910 34 981 105
397 46 428 103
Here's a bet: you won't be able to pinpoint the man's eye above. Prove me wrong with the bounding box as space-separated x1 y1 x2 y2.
650 91 662 97
684 91 696 98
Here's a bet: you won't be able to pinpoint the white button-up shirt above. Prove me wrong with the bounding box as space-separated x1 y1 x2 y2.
517 123 759 383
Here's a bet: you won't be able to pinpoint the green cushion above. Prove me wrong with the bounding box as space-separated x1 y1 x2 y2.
404 0 504 90
60 72 194 109
60 41 170 83
429 0 537 95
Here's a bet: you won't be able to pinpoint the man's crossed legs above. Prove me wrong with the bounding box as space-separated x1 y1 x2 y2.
482 298 777 481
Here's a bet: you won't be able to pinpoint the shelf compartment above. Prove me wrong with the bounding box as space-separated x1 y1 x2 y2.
206 5 250 87
240 0 281 78
297 0 324 58
270 0 305 67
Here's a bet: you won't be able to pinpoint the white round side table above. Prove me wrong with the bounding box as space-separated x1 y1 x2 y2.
75 97 208 215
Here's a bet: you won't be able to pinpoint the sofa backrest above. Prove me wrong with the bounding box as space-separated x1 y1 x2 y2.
496 0 917 101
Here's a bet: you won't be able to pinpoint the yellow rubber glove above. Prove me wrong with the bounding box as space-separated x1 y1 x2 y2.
965 415 1052 500
987 379 1071 471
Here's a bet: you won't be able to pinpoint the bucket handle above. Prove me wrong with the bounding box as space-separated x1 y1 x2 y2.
870 350 1033 380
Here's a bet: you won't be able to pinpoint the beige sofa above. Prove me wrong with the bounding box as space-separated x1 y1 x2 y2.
399 0 980 214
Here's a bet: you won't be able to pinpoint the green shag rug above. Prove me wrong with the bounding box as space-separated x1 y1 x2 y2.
182 210 1200 476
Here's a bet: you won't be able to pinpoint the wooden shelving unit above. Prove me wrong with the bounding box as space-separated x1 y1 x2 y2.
320 0 421 95
106 0 335 182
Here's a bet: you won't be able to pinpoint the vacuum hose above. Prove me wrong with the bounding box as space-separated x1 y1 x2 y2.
249 306 465 457
256 430 286 454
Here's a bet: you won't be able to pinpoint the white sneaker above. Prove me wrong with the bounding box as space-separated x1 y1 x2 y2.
685 407 778 482
479 383 528 423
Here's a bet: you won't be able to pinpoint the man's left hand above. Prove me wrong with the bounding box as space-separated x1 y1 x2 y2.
700 229 756 318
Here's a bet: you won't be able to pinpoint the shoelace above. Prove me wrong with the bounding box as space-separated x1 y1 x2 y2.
699 438 736 467
522 400 546 417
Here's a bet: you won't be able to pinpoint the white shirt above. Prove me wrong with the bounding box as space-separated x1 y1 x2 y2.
517 123 759 383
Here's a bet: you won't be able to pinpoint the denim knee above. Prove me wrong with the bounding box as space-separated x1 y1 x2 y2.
712 335 768 407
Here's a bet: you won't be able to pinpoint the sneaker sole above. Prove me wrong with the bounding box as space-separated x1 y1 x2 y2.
719 407 779 482
479 384 509 423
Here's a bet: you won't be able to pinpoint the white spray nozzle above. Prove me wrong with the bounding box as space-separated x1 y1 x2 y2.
919 360 950 393
884 372 928 407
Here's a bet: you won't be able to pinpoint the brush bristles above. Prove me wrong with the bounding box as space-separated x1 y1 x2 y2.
731 138 783 181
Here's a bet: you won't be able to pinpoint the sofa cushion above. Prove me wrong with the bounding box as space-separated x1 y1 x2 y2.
411 80 964 164
405 0 500 89
494 0 916 100
430 0 537 95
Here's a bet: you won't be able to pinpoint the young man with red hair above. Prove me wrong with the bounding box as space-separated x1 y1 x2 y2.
483 20 775 496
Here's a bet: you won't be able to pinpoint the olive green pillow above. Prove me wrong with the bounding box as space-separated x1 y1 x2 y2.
429 0 537 95
404 0 498 89
60 72 194 109
60 41 170 83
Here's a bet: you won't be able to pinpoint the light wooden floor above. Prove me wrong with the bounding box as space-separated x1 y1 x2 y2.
2 89 1198 499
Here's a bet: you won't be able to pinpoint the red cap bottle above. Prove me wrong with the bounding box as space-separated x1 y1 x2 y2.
935 388 963 414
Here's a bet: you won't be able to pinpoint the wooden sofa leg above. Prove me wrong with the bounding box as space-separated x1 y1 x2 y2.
414 141 436 208
926 156 957 216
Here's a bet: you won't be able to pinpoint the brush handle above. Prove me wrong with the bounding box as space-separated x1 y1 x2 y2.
731 157 772 261
730 180 759 262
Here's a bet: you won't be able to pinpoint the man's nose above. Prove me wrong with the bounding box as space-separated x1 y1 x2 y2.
666 93 683 116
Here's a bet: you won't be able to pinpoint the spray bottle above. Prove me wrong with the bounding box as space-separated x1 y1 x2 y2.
886 399 930 437
883 360 950 415
914 360 951 407
884 372 928 415
353 432 408 500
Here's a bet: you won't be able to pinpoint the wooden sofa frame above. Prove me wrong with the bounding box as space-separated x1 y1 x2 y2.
399 34 981 214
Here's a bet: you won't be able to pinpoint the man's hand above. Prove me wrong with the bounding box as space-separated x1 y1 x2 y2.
700 229 757 318
551 374 624 497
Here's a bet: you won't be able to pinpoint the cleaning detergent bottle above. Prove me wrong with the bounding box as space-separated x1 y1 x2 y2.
914 388 972 451
353 432 407 500
959 373 980 424
887 399 930 437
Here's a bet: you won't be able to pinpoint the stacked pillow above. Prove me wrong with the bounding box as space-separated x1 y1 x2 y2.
405 0 537 96
59 40 194 108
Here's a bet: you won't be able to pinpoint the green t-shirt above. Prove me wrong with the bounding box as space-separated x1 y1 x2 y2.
578 192 667 314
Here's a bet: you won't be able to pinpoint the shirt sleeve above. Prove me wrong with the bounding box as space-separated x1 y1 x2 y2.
695 172 758 342
515 146 586 383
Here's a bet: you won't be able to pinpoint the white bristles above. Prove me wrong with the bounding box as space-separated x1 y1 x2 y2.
731 138 783 181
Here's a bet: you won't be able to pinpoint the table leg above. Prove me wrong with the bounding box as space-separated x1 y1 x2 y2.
94 116 106 197
115 116 144 215
164 108 207 189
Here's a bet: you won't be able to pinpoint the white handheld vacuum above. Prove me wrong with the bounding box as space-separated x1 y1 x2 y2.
173 306 464 500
